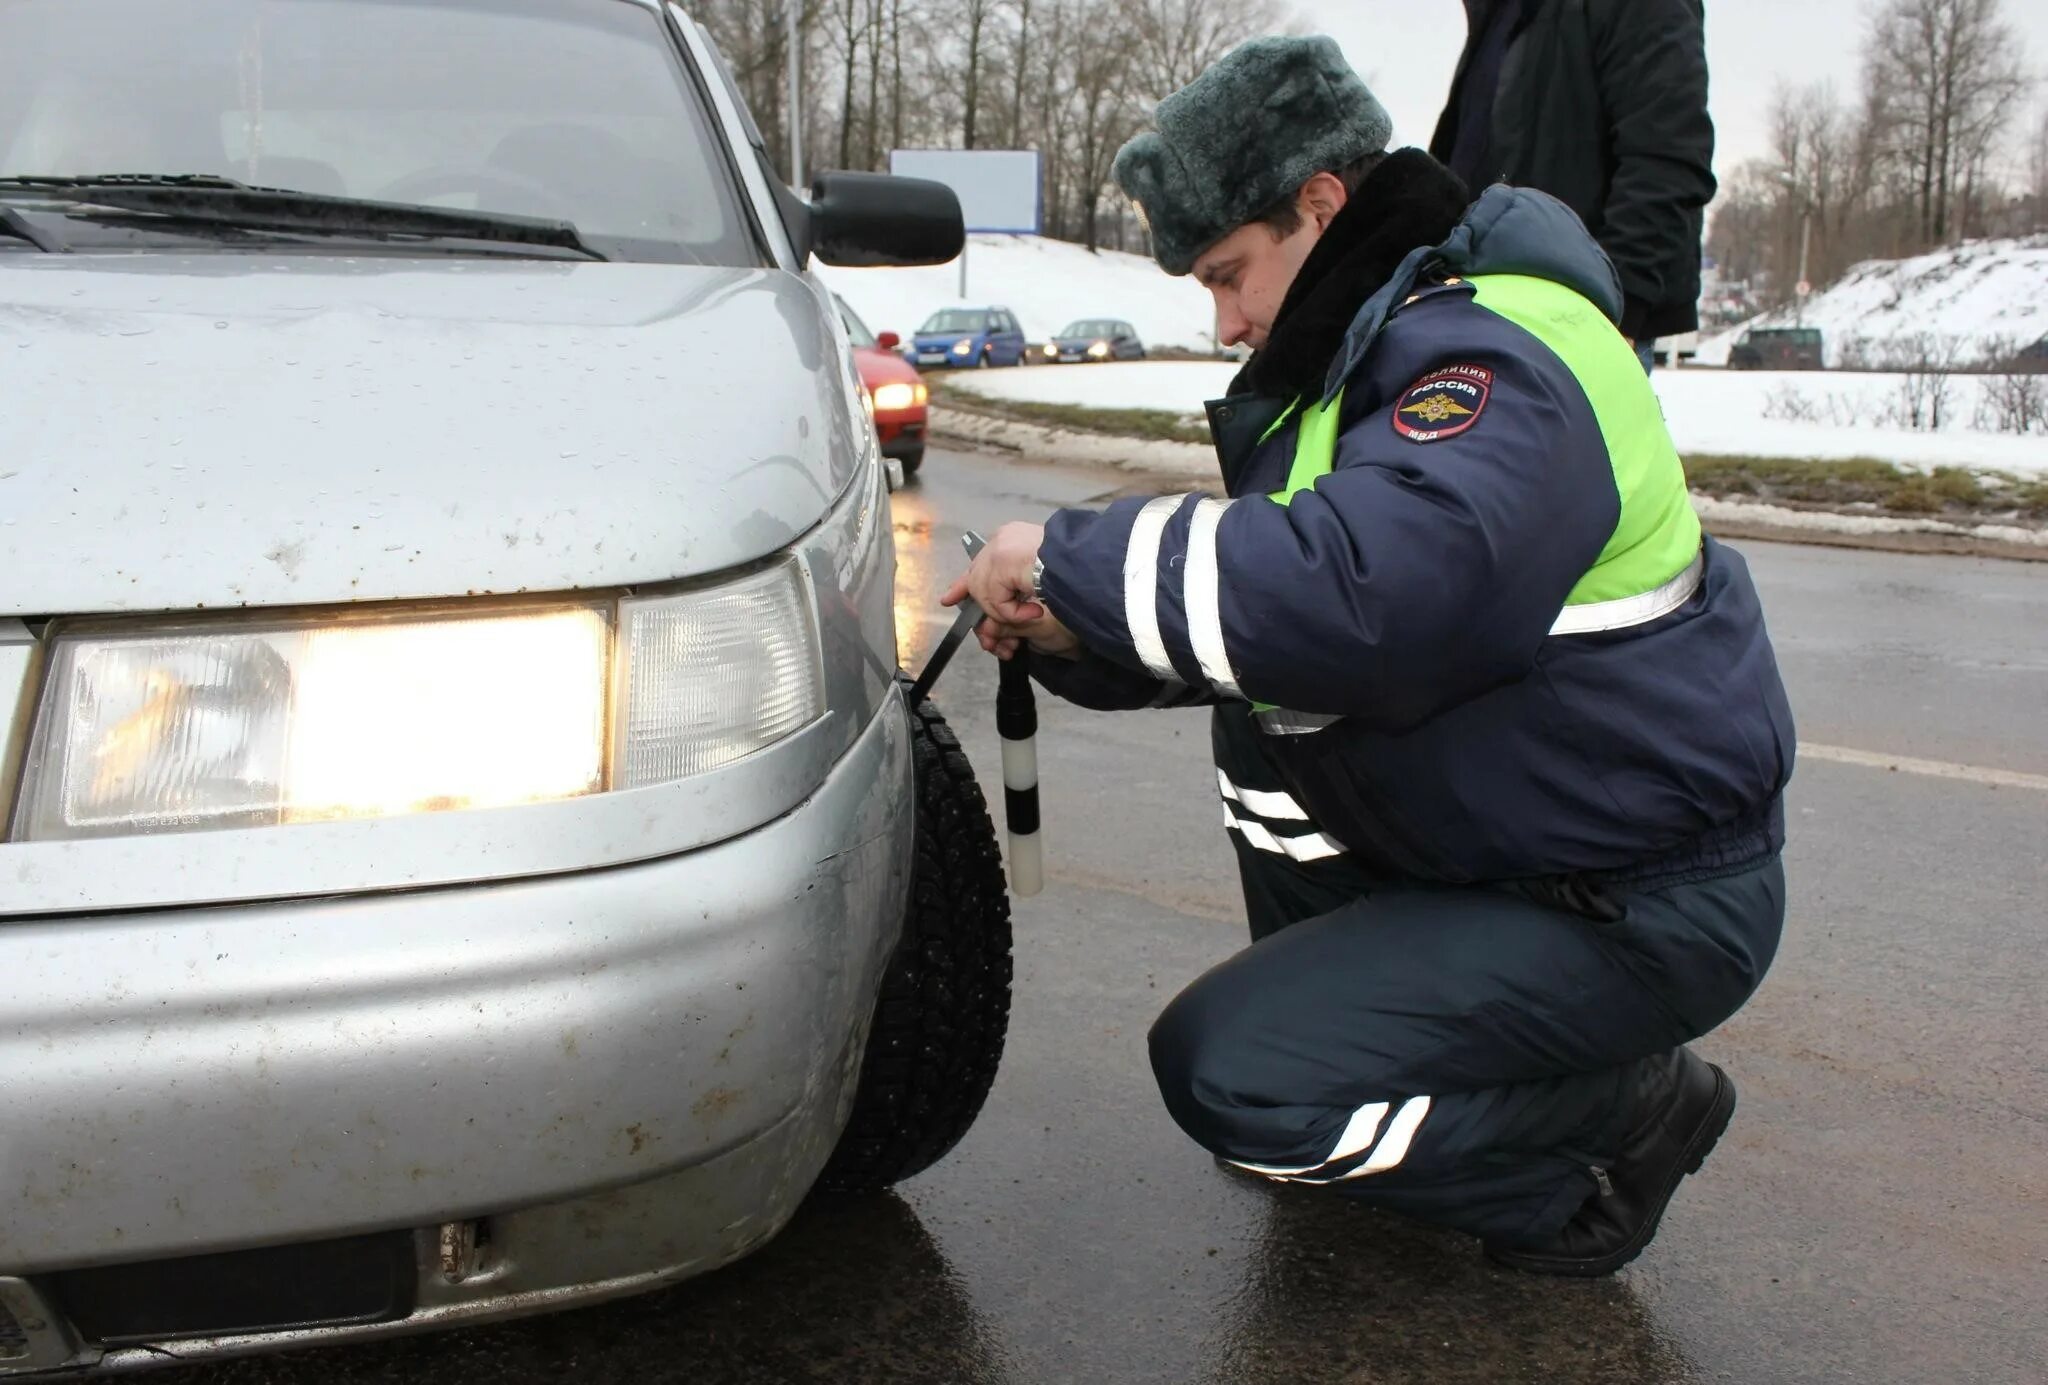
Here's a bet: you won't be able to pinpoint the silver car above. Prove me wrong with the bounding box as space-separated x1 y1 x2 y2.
0 0 1013 1373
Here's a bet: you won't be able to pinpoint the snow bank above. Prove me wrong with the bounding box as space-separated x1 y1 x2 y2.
952 362 2048 476
1696 235 2048 367
815 233 1219 351
947 359 1235 413
1651 370 2047 473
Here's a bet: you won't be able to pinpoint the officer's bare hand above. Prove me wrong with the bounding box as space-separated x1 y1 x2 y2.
940 521 1081 662
941 521 1045 623
977 611 1081 662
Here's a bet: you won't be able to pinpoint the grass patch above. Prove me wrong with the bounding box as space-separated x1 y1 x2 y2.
929 386 2046 522
2007 478 2048 516
1680 454 2043 519
933 382 1212 447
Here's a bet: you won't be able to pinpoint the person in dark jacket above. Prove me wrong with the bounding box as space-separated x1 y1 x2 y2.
1431 0 1715 366
943 35 1793 1276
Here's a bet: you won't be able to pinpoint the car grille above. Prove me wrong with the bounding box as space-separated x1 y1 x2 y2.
0 1300 27 1361
52 1232 415 1346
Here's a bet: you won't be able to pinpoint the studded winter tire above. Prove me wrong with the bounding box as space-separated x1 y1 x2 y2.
815 690 1014 1191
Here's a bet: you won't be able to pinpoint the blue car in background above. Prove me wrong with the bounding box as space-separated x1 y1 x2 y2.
1042 318 1146 363
910 305 1029 368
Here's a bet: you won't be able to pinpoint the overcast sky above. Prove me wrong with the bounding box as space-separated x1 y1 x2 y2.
1310 0 2048 180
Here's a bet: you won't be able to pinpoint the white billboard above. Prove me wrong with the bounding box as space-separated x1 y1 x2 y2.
888 149 1042 234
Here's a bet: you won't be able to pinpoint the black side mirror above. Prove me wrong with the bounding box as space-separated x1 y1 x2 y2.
796 172 964 268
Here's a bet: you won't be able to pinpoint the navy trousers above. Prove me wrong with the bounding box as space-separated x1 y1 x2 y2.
1150 839 1784 1244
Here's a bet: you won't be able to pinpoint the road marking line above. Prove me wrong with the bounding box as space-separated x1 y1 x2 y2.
1801 742 2048 793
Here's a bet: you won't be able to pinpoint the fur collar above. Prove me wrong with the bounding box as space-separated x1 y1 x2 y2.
1238 149 1471 398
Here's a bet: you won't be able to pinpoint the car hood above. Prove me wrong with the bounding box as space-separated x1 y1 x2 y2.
913 331 980 344
0 255 862 616
852 344 918 388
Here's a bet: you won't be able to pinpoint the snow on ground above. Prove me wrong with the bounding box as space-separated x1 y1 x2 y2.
1695 235 2048 368
1650 370 2046 472
950 362 2048 476
947 359 1238 411
816 233 1218 351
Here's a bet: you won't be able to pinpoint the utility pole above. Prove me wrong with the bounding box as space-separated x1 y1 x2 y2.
1794 204 1812 325
787 1 804 189
1776 168 1814 325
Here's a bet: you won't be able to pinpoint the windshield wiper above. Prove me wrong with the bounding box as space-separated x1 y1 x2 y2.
0 201 68 252
0 175 605 260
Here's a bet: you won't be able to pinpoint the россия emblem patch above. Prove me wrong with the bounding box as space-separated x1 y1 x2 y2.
1391 364 1492 442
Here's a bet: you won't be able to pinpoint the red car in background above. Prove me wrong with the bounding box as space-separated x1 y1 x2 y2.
837 296 929 475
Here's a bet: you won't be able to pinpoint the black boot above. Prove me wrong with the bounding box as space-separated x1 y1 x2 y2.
1485 1048 1736 1277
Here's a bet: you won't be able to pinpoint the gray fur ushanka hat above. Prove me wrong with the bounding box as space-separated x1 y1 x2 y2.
1112 35 1393 276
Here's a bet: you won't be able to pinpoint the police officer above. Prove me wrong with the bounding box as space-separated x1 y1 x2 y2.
944 36 1795 1276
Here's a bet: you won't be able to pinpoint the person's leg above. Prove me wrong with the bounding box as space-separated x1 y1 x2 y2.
1635 338 1657 373
1213 705 1387 941
1149 858 1784 1248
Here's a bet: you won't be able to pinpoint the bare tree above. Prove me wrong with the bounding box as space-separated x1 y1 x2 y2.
828 0 862 168
859 0 879 167
688 0 1291 247
1864 0 2029 246
1128 0 1282 100
889 0 907 152
1068 1 1144 250
693 0 796 176
1009 0 1033 149
1034 0 1078 236
958 0 999 148
2027 102 2048 226
1761 81 1895 297
1975 336 2048 434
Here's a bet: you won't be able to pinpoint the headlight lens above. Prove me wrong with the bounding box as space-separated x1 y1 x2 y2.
1087 340 1111 358
871 381 918 411
15 605 611 840
613 564 823 786
12 561 829 842
1043 343 1058 357
951 338 974 356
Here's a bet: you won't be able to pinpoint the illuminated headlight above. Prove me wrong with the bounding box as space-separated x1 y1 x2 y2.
1087 340 1111 359
1042 344 1058 358
11 565 826 841
871 381 919 411
951 339 974 356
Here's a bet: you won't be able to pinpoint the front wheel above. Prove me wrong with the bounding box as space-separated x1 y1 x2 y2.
897 444 925 476
815 693 1013 1192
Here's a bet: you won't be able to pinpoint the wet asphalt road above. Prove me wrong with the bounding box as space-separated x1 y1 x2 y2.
163 447 2046 1385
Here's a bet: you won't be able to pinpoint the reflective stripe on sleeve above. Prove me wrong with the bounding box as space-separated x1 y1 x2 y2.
1183 497 1241 698
1124 496 1187 682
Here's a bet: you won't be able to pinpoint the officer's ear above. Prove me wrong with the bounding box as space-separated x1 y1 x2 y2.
1297 171 1350 235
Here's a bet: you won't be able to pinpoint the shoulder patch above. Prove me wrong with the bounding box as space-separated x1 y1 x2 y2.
1392 365 1492 443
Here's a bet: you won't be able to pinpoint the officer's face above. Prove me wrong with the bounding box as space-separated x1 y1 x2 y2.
1193 172 1350 351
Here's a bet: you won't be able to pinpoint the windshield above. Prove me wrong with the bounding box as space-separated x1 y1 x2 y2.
0 0 759 264
921 309 989 335
1061 320 1120 338
837 298 878 348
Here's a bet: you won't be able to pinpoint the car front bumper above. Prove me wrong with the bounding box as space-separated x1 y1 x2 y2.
874 411 927 455
0 699 914 1373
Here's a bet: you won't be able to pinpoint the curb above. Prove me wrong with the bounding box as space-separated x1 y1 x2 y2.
931 405 2048 564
